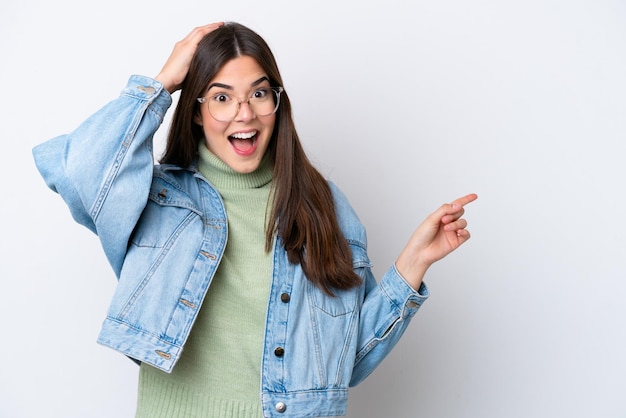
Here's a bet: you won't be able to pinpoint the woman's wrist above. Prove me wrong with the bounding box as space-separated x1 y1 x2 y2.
395 253 430 291
155 73 176 94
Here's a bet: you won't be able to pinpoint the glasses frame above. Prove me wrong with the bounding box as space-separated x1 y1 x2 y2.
196 86 284 122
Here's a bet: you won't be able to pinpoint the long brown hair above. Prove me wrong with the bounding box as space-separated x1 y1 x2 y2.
161 22 361 295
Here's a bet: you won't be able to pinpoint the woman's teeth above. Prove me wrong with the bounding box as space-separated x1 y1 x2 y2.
230 131 258 140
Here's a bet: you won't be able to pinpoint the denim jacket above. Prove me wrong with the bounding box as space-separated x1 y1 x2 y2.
33 75 429 417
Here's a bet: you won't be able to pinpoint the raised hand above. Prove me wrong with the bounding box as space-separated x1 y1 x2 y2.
395 193 478 290
155 22 224 93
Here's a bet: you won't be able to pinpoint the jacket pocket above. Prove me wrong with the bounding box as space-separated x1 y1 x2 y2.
130 179 202 248
310 283 358 317
309 243 371 317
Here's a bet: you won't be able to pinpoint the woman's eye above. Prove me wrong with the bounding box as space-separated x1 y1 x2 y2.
212 93 230 103
253 89 268 99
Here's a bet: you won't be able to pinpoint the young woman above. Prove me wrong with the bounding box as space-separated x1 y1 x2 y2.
33 22 477 418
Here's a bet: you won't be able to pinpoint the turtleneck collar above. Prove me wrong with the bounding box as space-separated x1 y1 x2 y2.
197 142 273 190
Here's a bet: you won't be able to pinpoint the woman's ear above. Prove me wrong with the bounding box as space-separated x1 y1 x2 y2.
193 111 203 127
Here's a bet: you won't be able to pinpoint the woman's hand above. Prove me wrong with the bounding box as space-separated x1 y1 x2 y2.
155 22 224 94
395 193 478 290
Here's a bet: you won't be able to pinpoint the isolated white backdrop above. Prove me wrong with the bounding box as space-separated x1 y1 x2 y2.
1 0 625 417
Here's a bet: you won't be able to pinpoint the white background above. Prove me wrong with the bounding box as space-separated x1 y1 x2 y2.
1 0 625 417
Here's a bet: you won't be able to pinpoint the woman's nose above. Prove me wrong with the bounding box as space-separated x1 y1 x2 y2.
234 99 256 122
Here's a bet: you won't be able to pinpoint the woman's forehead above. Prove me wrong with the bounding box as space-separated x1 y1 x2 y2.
208 56 268 88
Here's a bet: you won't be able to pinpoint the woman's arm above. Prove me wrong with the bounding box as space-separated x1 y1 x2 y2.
32 77 172 276
350 194 477 385
32 23 224 277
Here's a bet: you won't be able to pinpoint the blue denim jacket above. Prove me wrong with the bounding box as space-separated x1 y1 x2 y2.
33 75 429 417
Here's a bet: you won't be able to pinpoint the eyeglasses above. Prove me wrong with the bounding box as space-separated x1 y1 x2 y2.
197 86 284 122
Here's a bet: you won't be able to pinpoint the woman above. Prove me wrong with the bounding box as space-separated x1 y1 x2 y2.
33 22 477 418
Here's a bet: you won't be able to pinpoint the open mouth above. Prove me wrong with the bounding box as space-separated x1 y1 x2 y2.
229 130 259 156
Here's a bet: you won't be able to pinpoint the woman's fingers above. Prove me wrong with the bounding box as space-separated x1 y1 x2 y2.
453 193 479 208
444 217 468 232
178 23 224 48
441 193 477 222
156 22 224 93
188 22 225 39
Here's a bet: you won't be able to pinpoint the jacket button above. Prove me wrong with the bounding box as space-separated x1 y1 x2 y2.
280 293 290 303
274 347 285 357
275 402 287 413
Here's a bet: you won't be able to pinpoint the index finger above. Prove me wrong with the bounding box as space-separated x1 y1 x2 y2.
452 193 478 209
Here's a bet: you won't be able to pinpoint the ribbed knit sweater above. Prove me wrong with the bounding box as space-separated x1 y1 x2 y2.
135 144 273 418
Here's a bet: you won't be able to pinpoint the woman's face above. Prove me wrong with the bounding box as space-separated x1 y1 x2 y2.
195 55 276 174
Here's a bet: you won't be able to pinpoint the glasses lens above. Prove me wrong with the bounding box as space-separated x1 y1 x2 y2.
208 88 281 122
252 88 280 117
207 94 235 122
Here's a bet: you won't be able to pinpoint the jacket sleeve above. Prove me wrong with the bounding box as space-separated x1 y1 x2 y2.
32 75 172 277
349 264 429 386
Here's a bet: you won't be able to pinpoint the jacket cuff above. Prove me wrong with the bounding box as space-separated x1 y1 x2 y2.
381 264 430 319
123 75 172 118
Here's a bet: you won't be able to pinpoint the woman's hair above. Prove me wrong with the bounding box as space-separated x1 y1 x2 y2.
161 22 361 295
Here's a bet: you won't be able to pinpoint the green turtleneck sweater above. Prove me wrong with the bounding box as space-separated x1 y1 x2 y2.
135 144 273 418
